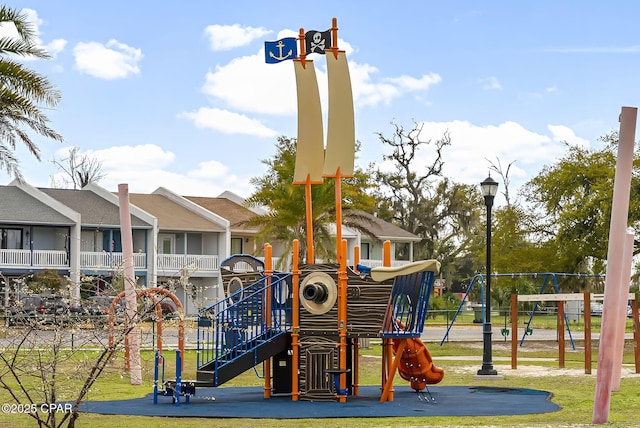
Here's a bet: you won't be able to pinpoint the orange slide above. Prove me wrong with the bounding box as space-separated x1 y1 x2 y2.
392 336 444 391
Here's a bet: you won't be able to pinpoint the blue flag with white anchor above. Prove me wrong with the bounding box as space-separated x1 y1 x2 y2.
265 37 297 64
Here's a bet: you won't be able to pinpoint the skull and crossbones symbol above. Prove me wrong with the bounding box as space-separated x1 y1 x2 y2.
310 32 325 53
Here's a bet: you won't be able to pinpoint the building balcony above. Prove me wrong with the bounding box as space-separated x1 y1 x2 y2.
80 251 147 271
157 254 219 277
358 259 412 268
0 249 68 269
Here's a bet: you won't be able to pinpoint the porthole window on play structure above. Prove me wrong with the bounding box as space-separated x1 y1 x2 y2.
227 277 244 304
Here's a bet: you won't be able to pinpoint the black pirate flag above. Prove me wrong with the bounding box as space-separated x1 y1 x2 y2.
305 29 331 55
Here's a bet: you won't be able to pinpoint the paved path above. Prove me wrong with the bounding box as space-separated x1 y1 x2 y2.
1 321 633 350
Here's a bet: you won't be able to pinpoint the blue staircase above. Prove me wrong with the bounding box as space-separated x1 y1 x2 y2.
196 272 293 386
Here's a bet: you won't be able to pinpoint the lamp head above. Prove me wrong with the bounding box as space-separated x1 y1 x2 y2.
480 175 499 198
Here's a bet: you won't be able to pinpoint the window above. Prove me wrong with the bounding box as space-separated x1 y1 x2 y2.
1 228 22 249
186 233 202 254
231 237 243 255
395 243 410 261
361 243 370 259
158 234 175 254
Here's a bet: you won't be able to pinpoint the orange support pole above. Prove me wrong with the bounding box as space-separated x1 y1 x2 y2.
291 240 301 401
380 341 386 386
385 338 394 401
337 238 348 402
353 246 360 273
298 27 306 62
353 337 359 396
264 243 273 399
334 168 343 262
381 239 392 398
383 240 391 267
380 339 407 402
304 177 315 264
352 249 360 392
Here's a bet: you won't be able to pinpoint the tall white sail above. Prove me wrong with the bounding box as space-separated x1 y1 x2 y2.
293 59 325 184
323 49 355 178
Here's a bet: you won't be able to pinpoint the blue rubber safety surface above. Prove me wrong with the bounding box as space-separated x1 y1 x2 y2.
78 385 560 419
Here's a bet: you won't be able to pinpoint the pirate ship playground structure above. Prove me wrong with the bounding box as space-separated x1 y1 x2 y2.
153 18 444 405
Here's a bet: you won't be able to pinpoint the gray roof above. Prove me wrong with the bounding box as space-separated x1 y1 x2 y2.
40 188 150 228
0 186 75 225
185 196 258 232
354 211 420 241
129 193 225 231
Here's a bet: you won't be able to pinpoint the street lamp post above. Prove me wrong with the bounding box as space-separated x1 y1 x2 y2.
478 175 499 376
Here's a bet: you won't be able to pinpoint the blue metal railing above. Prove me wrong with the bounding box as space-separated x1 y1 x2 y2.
380 270 435 339
197 272 293 371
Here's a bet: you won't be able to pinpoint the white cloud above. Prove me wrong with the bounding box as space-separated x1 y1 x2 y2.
198 49 441 123
193 32 440 135
48 145 253 198
0 21 19 38
204 24 271 51
478 76 501 90
89 144 175 170
178 107 279 137
201 53 298 115
103 168 252 198
385 73 442 91
73 39 142 79
548 124 590 148
188 160 230 179
20 8 42 30
378 120 575 195
45 38 67 57
88 145 251 197
351 64 442 108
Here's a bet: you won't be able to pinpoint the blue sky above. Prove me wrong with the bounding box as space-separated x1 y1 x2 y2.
2 1 639 203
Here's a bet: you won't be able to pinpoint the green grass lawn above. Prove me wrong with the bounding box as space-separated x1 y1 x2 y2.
1 336 639 427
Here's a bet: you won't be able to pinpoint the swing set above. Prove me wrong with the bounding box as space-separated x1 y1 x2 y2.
441 272 605 350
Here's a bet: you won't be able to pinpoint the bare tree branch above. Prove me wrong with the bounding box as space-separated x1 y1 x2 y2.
51 147 105 189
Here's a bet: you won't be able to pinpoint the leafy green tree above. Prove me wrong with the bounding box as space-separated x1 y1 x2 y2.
0 5 63 180
490 205 561 274
521 133 640 274
245 136 378 266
